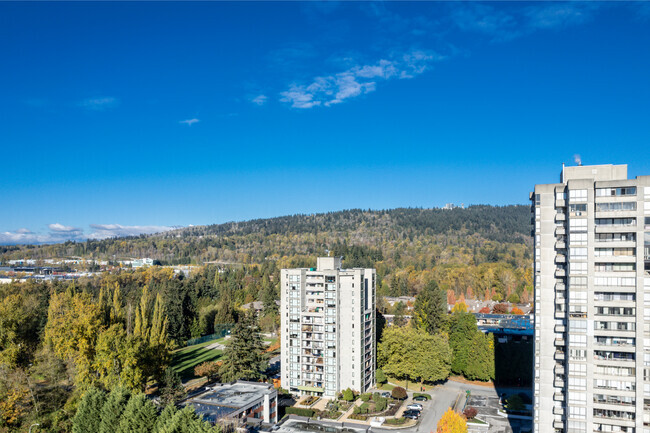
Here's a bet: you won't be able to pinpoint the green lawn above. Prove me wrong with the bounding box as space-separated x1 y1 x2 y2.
171 338 226 380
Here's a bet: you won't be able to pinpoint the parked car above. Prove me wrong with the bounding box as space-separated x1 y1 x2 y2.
407 403 423 411
413 395 428 402
381 392 391 398
403 410 420 420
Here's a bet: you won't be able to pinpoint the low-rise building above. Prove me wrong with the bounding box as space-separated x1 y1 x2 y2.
183 381 278 425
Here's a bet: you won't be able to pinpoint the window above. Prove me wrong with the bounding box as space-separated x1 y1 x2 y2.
570 247 588 259
569 406 587 419
594 276 636 287
595 248 635 257
569 392 587 404
595 218 636 227
556 192 565 201
569 219 588 232
596 187 636 197
568 377 587 390
570 276 587 287
570 334 587 347
569 189 587 201
595 233 635 242
569 363 587 376
570 262 587 274
570 320 587 332
570 233 588 245
596 202 637 212
595 263 636 272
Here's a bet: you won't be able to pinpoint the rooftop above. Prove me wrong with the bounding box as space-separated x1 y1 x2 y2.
274 419 368 433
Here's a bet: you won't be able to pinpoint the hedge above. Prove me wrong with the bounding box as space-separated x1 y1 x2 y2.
413 393 432 400
285 407 315 417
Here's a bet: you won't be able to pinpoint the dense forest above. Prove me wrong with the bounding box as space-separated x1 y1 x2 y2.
1 206 532 301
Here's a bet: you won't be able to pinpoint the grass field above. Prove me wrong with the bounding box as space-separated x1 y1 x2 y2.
171 337 226 380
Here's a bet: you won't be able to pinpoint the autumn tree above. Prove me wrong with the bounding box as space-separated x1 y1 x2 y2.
378 326 451 383
437 408 467 433
451 301 468 314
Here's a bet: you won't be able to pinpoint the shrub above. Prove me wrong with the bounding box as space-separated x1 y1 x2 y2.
360 393 371 402
374 396 388 412
506 394 525 412
478 307 491 314
343 388 355 402
376 369 387 384
385 417 407 425
413 393 431 400
510 307 524 315
285 407 315 417
463 407 478 420
391 386 407 400
492 303 508 314
194 361 221 382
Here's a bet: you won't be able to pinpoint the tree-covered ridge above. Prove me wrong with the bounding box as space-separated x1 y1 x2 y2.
0 205 531 265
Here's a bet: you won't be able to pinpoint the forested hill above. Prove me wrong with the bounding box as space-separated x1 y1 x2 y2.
2 206 530 265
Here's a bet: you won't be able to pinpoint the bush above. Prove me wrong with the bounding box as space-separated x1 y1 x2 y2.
374 396 388 412
194 361 221 382
463 407 478 419
413 393 431 400
342 388 355 402
510 307 524 315
479 306 491 314
507 293 520 304
360 393 371 402
506 394 525 412
385 417 407 425
492 303 508 314
391 386 407 400
285 407 315 417
376 369 387 384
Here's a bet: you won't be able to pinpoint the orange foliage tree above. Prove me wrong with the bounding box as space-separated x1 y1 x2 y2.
511 307 524 315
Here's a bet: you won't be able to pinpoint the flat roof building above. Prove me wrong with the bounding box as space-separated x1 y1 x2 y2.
183 381 278 425
281 257 376 397
532 164 650 433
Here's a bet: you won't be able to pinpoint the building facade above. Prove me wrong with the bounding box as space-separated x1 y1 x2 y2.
532 164 650 433
280 257 376 397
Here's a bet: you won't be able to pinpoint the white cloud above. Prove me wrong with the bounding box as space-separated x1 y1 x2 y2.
280 50 440 109
79 97 119 110
48 223 82 233
179 118 200 126
87 224 177 240
251 95 269 106
524 3 594 30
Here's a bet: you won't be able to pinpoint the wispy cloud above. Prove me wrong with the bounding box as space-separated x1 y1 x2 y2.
179 118 200 126
0 223 179 245
280 50 440 108
524 3 595 30
88 224 176 240
79 96 119 110
251 95 268 106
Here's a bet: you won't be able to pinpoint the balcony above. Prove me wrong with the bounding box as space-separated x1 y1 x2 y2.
555 324 566 333
556 226 566 236
556 240 567 250
556 255 566 264
554 351 565 361
555 268 566 277
553 407 565 416
553 420 564 429
556 214 566 222
553 392 565 402
554 379 565 388
554 338 565 347
554 365 565 375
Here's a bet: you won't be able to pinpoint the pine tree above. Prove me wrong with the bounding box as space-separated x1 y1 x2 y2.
117 393 157 433
219 310 267 382
72 387 107 433
159 367 186 406
413 280 447 334
156 406 215 433
153 405 178 433
111 284 125 325
99 386 131 433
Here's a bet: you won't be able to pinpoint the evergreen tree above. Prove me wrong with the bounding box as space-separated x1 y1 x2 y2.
159 367 186 406
117 393 157 433
219 310 267 382
154 405 178 433
99 386 131 433
72 386 107 433
413 280 447 334
156 406 216 433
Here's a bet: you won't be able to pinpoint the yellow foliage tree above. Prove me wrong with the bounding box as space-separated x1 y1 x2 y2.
451 301 468 314
437 408 468 433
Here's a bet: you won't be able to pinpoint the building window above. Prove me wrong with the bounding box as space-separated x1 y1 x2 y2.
596 202 637 212
596 187 636 197
569 189 587 201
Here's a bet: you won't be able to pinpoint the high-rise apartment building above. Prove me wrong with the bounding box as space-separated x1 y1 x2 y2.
280 257 376 397
532 164 650 433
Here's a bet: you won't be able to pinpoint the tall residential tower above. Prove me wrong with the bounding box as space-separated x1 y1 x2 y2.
532 164 650 433
280 257 376 397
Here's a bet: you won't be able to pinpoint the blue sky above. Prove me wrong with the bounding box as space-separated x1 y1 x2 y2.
1 2 649 244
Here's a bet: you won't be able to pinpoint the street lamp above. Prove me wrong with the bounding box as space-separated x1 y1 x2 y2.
29 424 40 433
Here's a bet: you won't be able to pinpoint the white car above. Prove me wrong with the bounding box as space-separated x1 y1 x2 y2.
407 403 423 411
